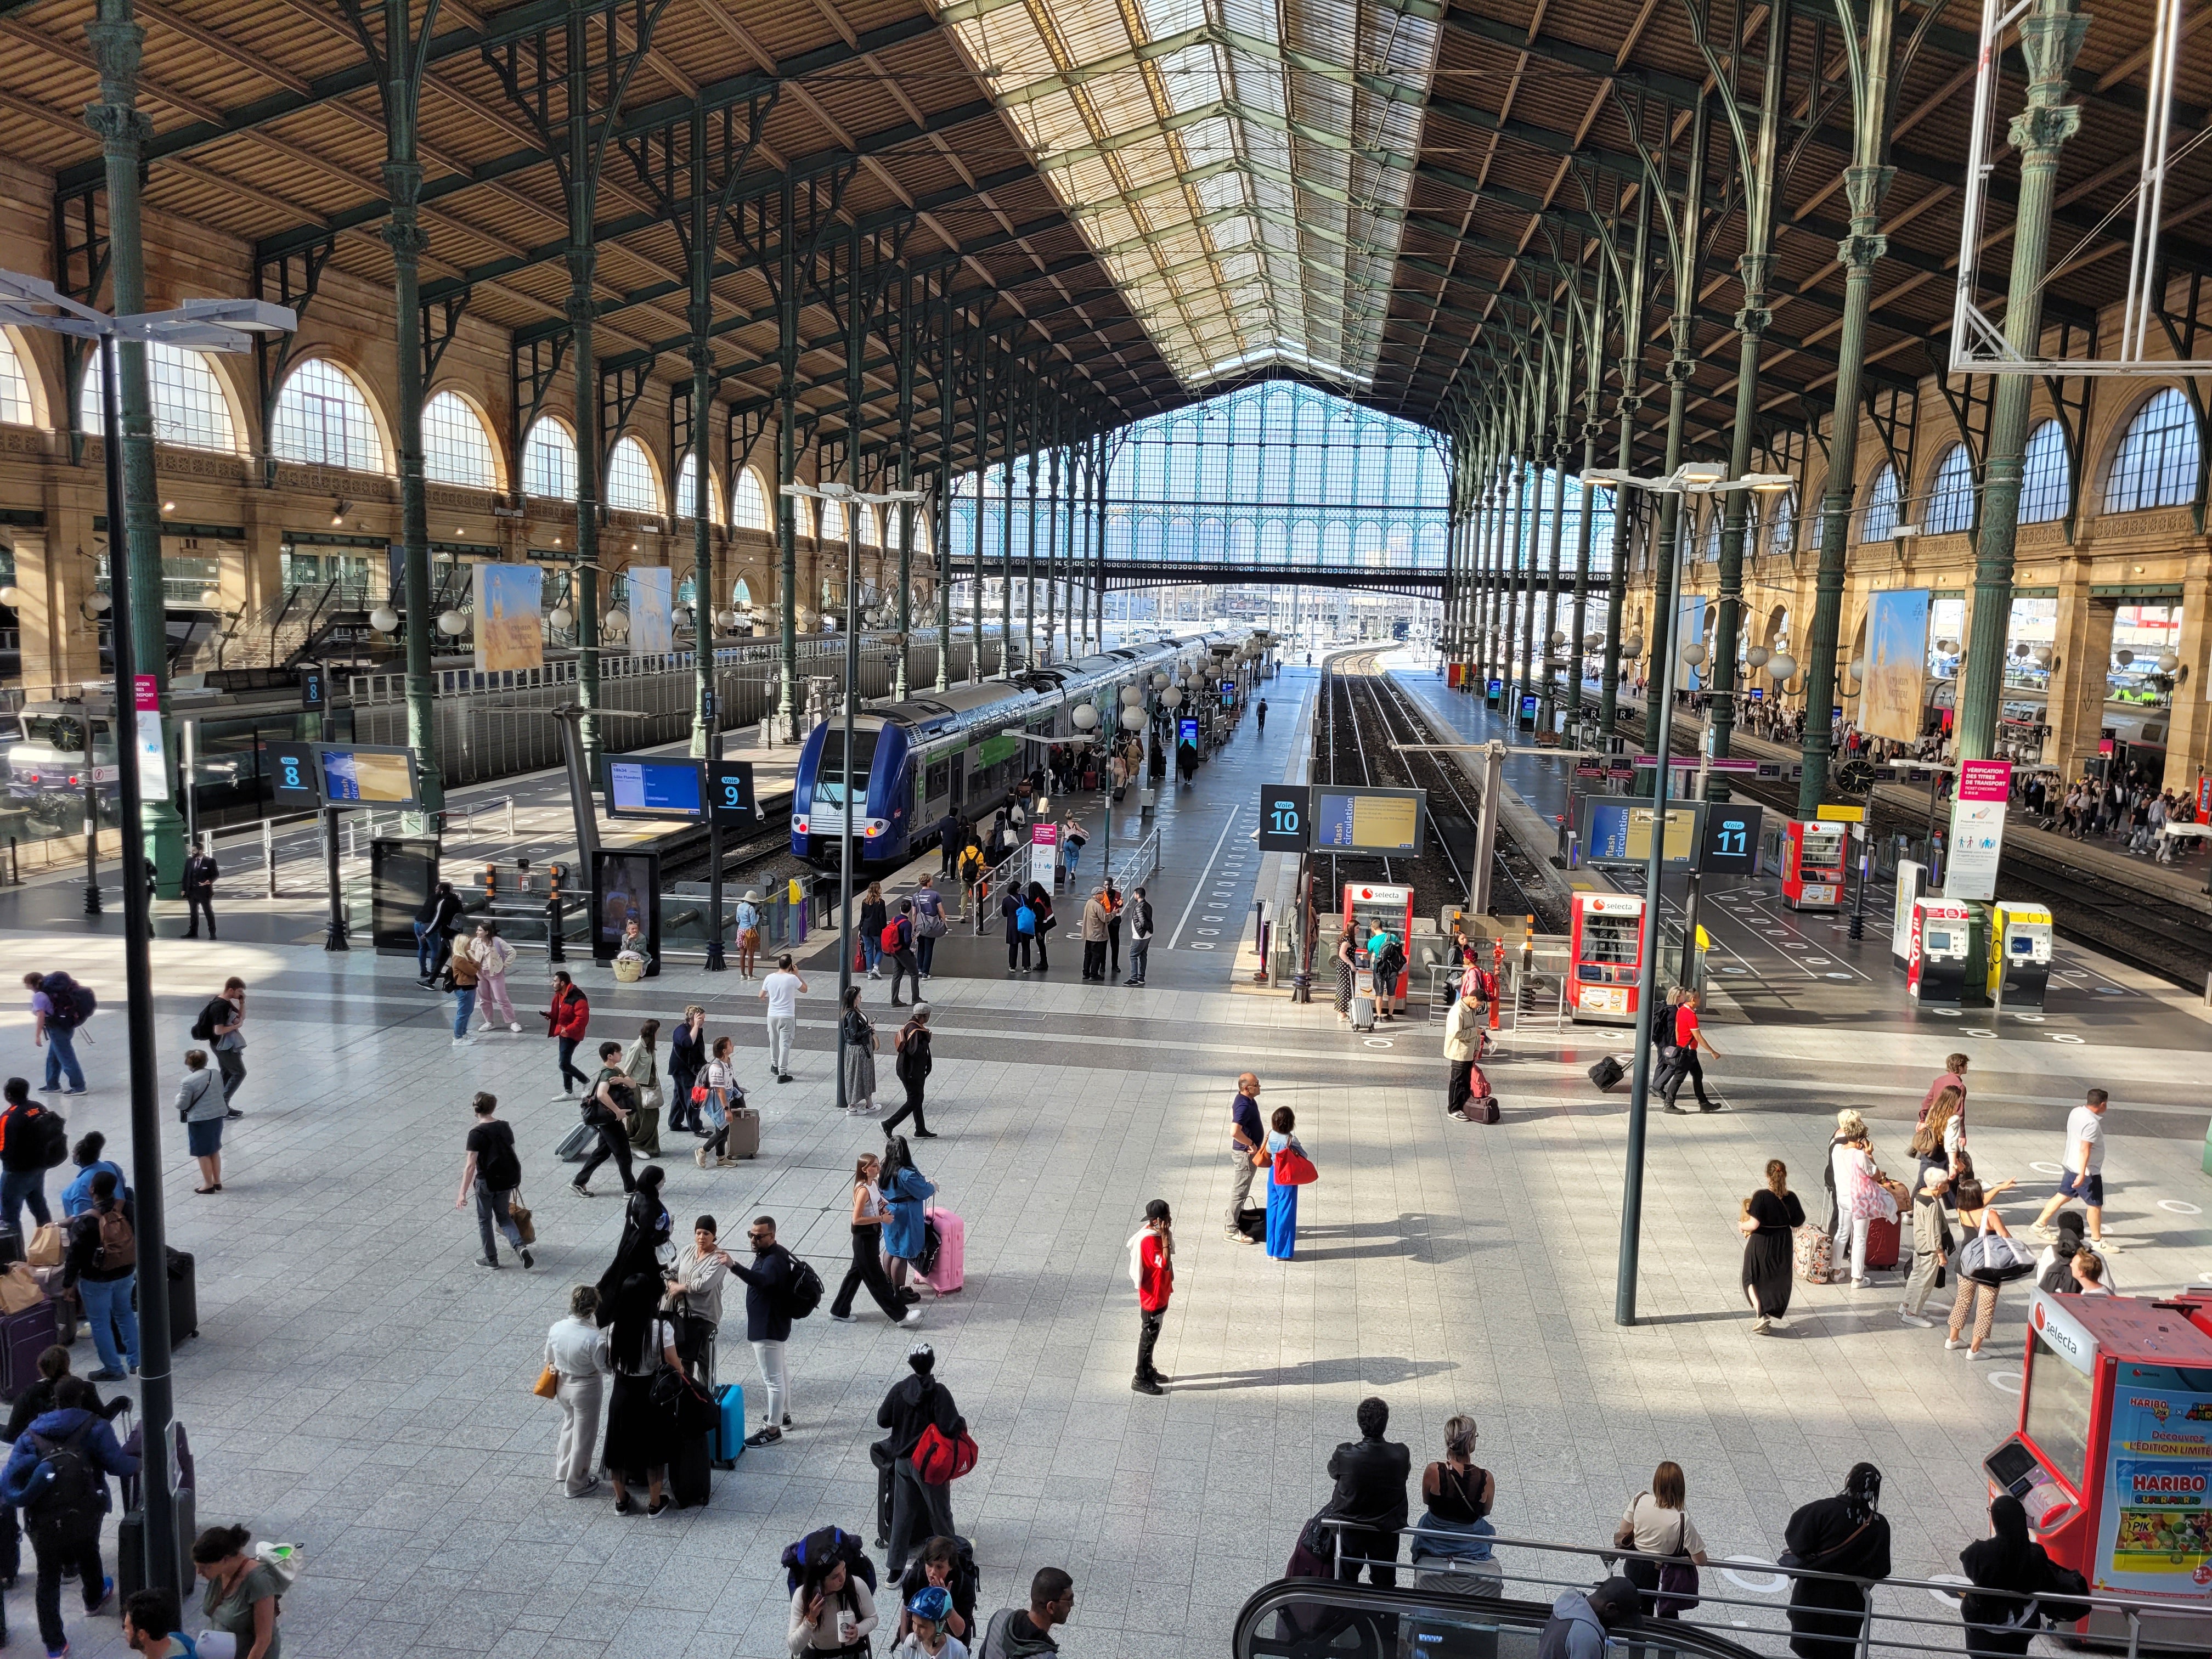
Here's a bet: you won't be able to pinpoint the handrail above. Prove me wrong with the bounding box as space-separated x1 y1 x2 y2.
970 844 1030 934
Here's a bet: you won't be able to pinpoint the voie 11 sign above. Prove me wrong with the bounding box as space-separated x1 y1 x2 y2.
1698 803 1764 874
605 754 706 821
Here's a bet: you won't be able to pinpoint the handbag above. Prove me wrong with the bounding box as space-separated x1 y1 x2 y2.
913 1421 980 1484
509 1194 536 1246
1273 1147 1319 1186
1657 1515 1700 1615
533 1365 560 1400
1954 1212 2038 1285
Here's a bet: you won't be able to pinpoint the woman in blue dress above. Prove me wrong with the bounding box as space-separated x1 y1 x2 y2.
880 1134 938 1299
1264 1105 1307 1260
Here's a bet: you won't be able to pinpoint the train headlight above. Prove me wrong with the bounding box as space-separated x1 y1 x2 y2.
794 815 808 834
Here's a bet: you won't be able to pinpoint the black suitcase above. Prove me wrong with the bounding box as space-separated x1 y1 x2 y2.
137 1247 196 1344
116 1485 193 1603
0 1225 22 1269
669 1430 711 1509
874 1455 894 1548
1588 1056 1626 1092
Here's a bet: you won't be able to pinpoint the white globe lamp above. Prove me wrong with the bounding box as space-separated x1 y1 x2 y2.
369 605 399 633
1070 703 1099 732
435 609 467 637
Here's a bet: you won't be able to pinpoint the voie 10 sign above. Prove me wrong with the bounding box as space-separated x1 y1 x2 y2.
1257 785 1310 852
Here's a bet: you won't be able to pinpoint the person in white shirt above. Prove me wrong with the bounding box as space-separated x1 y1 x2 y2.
459 921 521 1032
668 1215 733 1326
545 1286 611 1498
2031 1088 2114 1247
759 955 808 1084
789 1556 877 1656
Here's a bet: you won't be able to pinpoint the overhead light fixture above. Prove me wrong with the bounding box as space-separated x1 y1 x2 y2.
161 499 176 512
1673 461 1727 487
331 498 350 526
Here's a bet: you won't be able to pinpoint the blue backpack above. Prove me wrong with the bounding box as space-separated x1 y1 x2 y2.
1015 904 1036 936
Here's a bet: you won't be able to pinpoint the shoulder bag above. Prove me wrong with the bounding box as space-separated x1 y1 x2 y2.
1656 1514 1701 1615
1273 1147 1319 1186
533 1365 560 1400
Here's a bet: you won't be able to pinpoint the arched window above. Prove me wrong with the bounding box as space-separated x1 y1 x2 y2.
2021 419 2072 523
1768 490 1796 557
791 495 812 540
819 498 845 543
731 577 754 608
859 505 879 548
2104 388 2199 513
0 332 33 426
1860 462 1900 543
422 391 496 489
81 342 236 454
733 467 771 530
1702 514 1722 563
675 453 720 522
521 419 577 500
605 436 661 514
1924 444 1976 535
269 358 384 473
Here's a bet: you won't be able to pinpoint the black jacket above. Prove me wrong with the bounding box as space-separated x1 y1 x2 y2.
61 1194 137 1289
0 1101 58 1176
729 1243 796 1344
1323 1434 1412 1531
181 854 218 896
895 1024 932 1082
877 1372 963 1460
415 889 465 935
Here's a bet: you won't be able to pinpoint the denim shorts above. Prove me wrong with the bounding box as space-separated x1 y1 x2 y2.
2058 1169 2104 1206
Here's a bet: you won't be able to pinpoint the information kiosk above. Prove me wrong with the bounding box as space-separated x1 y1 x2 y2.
1779 820 1847 910
1567 893 1645 1025
1983 1291 2212 1650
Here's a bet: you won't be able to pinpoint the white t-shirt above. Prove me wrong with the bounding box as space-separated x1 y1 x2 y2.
763 971 802 1019
2066 1105 2106 1173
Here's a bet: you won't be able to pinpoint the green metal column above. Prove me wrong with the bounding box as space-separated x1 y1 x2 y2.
776 179 802 737
564 11 602 785
1092 431 1107 650
895 270 917 702
1798 0 1897 812
1707 0 1791 764
1599 191 1652 741
687 106 718 756
1647 93 1709 747
1046 420 1062 663
1571 244 1611 720
934 281 954 692
1956 0 2091 759
999 358 1017 670
1539 304 1573 727
970 326 988 680
1023 384 1039 670
1510 374 1536 702
85 0 186 892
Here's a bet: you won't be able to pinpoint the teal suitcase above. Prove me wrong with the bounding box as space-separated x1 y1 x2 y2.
712 1380 746 1468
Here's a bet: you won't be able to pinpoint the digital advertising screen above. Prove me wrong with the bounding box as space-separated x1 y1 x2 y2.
1311 787 1426 856
319 745 419 806
606 755 705 820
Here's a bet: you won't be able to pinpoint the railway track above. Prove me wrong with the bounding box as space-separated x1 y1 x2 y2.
1324 651 1555 928
1575 692 2212 990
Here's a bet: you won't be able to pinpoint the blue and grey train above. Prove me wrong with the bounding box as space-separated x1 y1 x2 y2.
791 634 1231 867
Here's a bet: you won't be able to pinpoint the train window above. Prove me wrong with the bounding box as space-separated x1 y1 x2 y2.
925 759 951 802
815 729 878 806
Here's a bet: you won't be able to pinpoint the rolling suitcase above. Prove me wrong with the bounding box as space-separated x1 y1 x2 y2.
1588 1055 1626 1092
142 1246 198 1344
669 1430 712 1509
722 1106 762 1160
0 1299 57 1401
555 1120 597 1162
711 1381 746 1469
1864 1213 1902 1271
920 1207 964 1294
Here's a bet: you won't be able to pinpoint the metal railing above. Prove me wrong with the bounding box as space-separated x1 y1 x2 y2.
1283 1520 2202 1659
970 845 1030 934
1109 825 1160 891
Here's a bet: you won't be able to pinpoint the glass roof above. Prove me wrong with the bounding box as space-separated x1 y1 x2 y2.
933 0 1441 391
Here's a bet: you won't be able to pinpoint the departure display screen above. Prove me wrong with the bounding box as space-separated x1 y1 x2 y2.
606 756 704 820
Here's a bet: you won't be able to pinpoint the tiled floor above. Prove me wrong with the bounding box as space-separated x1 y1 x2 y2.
4 683 2208 1659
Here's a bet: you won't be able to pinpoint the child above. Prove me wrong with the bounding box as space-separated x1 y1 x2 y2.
893 1586 968 1659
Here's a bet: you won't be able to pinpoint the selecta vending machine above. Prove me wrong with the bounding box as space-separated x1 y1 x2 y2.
1779 820 1848 910
1984 1292 2212 1650
1342 882 1416 1000
1566 893 1646 1024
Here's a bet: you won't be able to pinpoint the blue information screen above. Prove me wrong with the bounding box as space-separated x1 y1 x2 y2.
1178 717 1199 747
1220 678 1236 707
1487 679 1503 697
1519 693 1539 721
607 757 704 819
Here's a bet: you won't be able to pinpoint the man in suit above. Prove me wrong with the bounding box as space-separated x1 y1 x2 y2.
1323 1396 1411 1587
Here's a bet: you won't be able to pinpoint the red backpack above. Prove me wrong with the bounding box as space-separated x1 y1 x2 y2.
881 920 904 952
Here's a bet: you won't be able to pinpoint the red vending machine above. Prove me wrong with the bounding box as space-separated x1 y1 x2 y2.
1983 1291 2212 1649
1342 883 1416 1000
1567 893 1645 1025
1779 820 1848 910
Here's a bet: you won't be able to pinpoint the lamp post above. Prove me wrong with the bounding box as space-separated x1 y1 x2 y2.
0 270 293 1598
1582 463 1791 1328
783 480 924 1113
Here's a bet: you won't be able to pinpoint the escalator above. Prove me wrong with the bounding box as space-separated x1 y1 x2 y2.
1234 1581 1770 1659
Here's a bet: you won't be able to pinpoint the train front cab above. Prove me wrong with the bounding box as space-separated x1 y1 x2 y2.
793 719 914 864
1983 1291 2212 1651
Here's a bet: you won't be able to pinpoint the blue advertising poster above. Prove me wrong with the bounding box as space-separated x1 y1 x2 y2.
1178 716 1199 747
1675 596 1707 691
2094 1368 2212 1594
1486 679 1503 699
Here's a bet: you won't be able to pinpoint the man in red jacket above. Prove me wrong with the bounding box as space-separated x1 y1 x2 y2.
1131 1199 1173 1396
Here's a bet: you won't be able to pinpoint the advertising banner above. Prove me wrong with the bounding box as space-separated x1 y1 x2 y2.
2094 1364 2212 1594
1946 758 2012 902
628 566 674 656
1030 820 1060 889
132 673 167 798
1675 595 1707 691
473 562 545 674
1862 589 1932 740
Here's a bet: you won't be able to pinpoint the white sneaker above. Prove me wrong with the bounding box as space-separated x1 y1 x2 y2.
1751 1316 1770 1333
1945 1338 1965 1350
1898 1306 1934 1328
2092 1236 2123 1252
508 1022 522 1034
1969 1347 1994 1361
452 1036 474 1047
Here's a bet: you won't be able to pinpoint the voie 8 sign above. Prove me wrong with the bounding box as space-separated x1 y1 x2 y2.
1697 803 1764 874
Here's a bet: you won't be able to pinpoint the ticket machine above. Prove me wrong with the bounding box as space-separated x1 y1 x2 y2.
1907 896 1979 1002
1991 901 2055 1009
1983 1292 2212 1650
1567 893 1645 1025
1779 820 1847 910
1342 882 1415 1000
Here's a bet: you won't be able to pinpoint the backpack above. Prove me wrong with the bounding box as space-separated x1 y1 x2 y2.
881 921 904 952
782 1527 877 1594
38 974 92 1030
781 1254 826 1320
918 1217 943 1277
1015 905 1036 936
189 996 230 1043
94 1205 134 1271
21 1424 102 1547
15 1106 69 1171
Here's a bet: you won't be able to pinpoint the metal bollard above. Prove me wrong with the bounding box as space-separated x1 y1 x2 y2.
506 796 515 840
546 893 566 963
263 817 277 899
